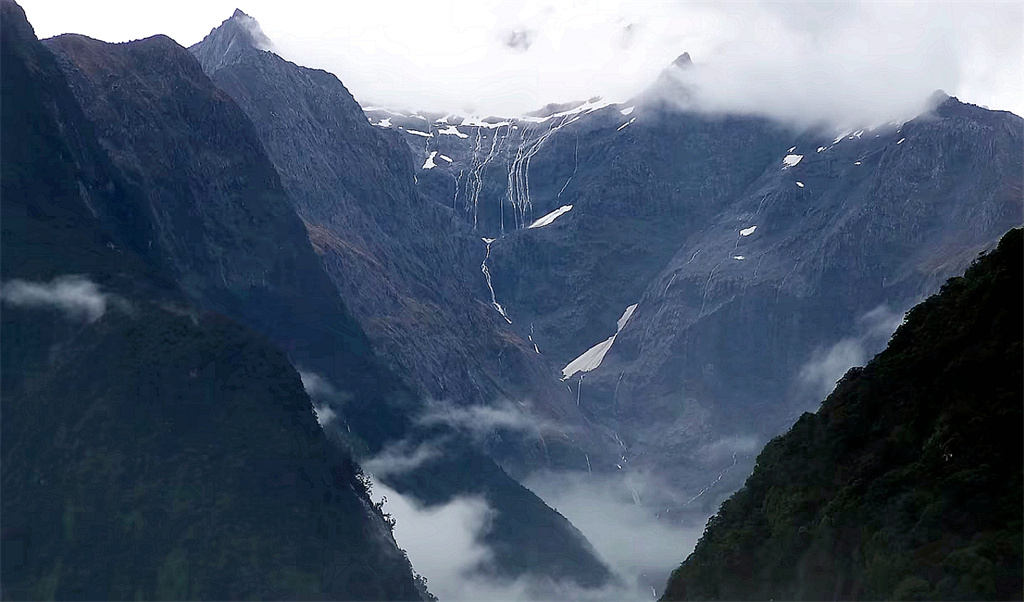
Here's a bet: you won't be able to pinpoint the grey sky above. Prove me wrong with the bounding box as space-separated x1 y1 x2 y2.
21 1 1023 123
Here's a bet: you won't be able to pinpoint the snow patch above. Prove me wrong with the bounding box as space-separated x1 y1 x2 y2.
422 151 437 170
561 303 638 380
458 116 512 129
439 154 453 163
854 161 862 165
520 97 617 124
620 106 635 116
787 146 796 152
782 154 803 168
739 225 757 236
616 303 638 331
816 146 826 152
407 129 433 138
528 204 573 228
732 255 746 260
377 118 392 128
616 117 636 131
438 125 469 139
796 181 805 188
897 138 905 144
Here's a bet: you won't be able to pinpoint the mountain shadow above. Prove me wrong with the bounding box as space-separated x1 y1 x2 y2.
1 1 425 598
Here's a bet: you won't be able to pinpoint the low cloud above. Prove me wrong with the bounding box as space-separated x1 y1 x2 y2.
375 471 691 601
370 479 496 601
298 369 349 428
697 435 762 466
798 304 906 400
524 469 707 600
369 439 718 600
363 440 443 478
0 275 108 322
416 399 565 440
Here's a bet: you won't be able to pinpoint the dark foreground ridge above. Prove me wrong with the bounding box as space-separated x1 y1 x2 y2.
0 1 424 598
662 228 1023 600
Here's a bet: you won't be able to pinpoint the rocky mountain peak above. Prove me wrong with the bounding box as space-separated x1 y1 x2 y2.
672 51 693 69
190 8 273 74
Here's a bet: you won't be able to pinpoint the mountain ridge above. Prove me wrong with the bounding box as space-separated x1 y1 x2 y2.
661 227 1023 600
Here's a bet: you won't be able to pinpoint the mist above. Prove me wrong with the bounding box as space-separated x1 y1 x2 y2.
21 1 1023 126
0 275 108 322
416 399 566 441
798 304 907 402
370 462 711 601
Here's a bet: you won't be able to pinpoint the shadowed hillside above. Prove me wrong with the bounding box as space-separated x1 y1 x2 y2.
662 228 1022 600
0 1 424 598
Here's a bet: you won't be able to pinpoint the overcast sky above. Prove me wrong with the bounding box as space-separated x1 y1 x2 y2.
21 1 1023 123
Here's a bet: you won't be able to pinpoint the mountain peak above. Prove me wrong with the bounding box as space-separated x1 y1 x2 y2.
189 8 272 74
672 52 693 69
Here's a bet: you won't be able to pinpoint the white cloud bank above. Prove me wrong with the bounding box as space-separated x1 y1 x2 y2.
21 1 1023 125
0 275 108 322
373 462 708 601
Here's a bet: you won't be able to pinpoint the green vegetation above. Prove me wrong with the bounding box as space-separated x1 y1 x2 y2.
663 228 1023 600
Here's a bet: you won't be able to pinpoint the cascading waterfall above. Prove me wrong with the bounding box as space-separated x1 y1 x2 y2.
464 125 511 229
505 111 587 230
480 238 512 324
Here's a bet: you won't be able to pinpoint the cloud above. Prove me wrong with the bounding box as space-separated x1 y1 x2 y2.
375 470 694 601
415 399 565 440
697 435 762 466
298 369 348 427
798 304 906 400
523 469 708 600
264 0 1021 124
0 275 108 322
370 479 496 601
368 432 729 600
22 1 1020 122
656 2 965 128
362 440 443 478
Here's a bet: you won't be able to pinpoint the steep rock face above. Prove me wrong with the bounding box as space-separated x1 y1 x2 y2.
580 96 1024 508
40 11 612 590
386 76 1023 516
188 12 582 448
0 2 423 598
662 228 1022 601
43 31 371 387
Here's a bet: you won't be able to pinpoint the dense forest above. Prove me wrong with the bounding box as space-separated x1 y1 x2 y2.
663 228 1023 601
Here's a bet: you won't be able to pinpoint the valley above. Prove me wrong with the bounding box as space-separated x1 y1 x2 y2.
2 2 1021 600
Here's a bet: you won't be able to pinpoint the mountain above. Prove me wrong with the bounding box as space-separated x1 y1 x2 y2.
375 59 1023 519
0 1 423 598
37 8 612 592
661 227 1022 600
188 10 602 477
